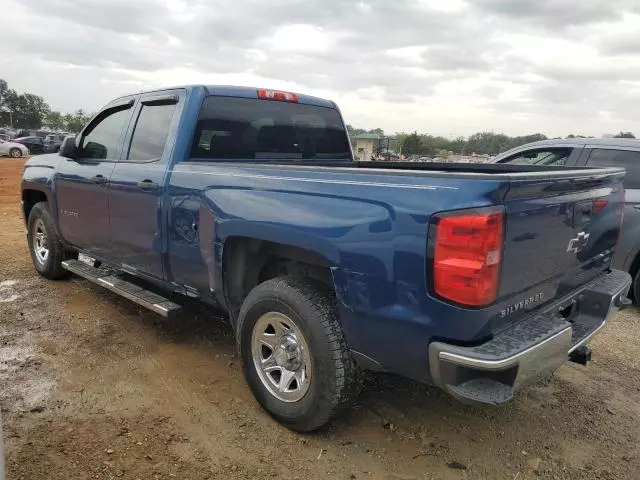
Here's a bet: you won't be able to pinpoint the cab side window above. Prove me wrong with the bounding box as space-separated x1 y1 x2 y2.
126 103 176 162
587 149 640 189
79 107 131 160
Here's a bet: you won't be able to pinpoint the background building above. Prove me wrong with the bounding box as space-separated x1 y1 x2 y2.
354 133 380 160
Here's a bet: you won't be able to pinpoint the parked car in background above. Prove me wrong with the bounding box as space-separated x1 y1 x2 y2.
0 134 10 142
13 136 44 154
0 139 29 157
44 133 66 153
493 138 640 301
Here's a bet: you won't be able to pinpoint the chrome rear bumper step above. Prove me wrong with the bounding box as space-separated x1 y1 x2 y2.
61 259 181 317
428 269 632 406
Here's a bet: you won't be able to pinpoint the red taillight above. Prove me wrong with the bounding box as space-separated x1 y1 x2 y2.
432 209 504 306
592 199 608 214
257 88 299 103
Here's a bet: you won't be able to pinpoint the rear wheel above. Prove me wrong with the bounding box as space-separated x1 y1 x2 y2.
237 277 360 432
9 148 22 158
633 269 640 304
27 202 72 279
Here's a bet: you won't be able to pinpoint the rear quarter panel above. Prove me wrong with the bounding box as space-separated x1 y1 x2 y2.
167 163 508 382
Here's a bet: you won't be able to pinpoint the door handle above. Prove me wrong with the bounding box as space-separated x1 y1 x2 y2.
136 179 159 191
91 174 108 185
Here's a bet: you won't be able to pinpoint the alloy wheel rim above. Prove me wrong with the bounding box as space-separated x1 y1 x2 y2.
32 219 49 265
251 311 312 403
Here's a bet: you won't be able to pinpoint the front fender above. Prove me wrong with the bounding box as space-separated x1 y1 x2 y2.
21 154 61 223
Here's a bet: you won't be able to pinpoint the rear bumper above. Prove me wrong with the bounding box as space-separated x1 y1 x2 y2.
428 269 632 405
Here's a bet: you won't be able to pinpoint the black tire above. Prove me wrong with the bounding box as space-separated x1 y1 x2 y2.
237 277 361 432
27 202 71 279
633 269 640 304
9 148 22 158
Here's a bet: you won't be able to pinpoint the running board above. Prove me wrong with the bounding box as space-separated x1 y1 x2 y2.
61 259 182 317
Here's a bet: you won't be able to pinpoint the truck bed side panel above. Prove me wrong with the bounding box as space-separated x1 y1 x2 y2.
166 163 507 381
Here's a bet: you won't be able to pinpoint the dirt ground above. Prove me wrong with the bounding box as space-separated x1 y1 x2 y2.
0 157 639 480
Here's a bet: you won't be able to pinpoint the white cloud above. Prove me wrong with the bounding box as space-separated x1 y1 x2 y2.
2 0 640 136
269 24 336 53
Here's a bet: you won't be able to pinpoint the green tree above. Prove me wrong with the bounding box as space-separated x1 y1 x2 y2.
395 132 408 154
5 92 50 129
420 135 452 156
419 135 438 156
0 79 17 127
402 132 422 156
45 111 65 130
614 131 635 138
0 78 50 129
64 109 91 133
0 78 95 132
464 132 511 155
346 126 553 158
449 136 466 154
0 79 8 105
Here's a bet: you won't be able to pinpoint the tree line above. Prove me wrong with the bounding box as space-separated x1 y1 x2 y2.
1 78 636 147
398 131 550 156
348 125 636 157
0 78 92 133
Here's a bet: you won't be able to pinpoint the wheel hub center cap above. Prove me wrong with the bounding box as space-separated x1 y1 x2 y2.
275 336 302 370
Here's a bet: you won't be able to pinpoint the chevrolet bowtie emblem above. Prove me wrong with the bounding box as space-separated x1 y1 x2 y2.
567 231 590 253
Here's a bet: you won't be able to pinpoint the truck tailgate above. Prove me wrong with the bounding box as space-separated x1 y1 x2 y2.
496 168 625 326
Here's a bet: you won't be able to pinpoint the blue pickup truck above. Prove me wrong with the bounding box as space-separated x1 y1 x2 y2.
21 85 632 431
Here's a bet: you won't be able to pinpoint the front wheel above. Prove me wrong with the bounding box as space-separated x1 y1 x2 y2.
237 277 360 432
27 202 72 279
9 148 22 158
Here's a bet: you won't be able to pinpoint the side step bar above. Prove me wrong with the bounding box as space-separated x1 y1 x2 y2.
62 259 182 317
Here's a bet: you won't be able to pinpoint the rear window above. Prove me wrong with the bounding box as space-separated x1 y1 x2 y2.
587 148 640 189
190 96 351 161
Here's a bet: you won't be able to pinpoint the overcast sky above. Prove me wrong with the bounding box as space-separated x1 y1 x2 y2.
3 0 640 137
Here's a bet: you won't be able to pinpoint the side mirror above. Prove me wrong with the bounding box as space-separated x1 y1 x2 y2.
59 136 77 158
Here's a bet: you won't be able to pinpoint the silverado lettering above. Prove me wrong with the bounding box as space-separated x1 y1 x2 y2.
500 292 545 318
